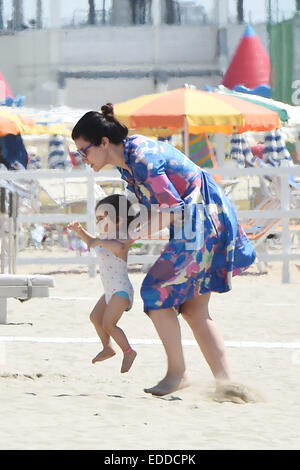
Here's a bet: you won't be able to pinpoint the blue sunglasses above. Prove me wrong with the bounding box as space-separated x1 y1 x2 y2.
77 143 96 158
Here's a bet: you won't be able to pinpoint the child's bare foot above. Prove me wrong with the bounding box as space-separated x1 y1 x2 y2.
92 347 116 364
121 348 137 373
144 373 189 396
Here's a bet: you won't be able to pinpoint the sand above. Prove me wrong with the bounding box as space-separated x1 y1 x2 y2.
0 257 300 450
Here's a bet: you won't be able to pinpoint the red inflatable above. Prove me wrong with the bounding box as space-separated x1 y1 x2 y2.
222 25 270 90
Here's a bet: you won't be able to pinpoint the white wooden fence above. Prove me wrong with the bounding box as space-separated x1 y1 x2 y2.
1 166 300 283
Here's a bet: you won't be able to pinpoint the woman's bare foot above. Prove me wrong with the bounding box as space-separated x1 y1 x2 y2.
214 380 262 404
144 373 190 396
121 349 137 373
92 347 116 364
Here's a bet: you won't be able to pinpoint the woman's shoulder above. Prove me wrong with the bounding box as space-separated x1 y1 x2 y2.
127 135 159 154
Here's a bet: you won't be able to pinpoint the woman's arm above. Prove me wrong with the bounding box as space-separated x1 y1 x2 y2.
129 210 180 240
129 151 185 239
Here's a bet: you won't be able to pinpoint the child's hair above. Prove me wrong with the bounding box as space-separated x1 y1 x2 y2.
71 104 128 145
95 194 139 233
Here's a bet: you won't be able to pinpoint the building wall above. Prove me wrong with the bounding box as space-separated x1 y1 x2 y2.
0 23 269 108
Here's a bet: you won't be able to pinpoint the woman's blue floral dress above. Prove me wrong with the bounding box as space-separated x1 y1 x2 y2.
117 135 256 313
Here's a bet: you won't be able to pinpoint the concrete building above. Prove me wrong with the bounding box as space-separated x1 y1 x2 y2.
0 21 269 108
0 1 270 108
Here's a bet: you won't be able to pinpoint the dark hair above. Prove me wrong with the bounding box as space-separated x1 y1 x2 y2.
71 103 128 145
95 194 139 231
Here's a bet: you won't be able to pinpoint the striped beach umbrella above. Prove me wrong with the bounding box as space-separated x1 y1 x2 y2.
230 133 253 167
215 86 300 127
263 129 292 166
114 87 281 139
189 134 216 168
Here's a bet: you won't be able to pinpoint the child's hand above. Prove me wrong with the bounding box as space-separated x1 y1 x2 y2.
67 221 83 233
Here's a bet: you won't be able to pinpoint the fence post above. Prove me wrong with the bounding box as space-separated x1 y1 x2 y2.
280 174 290 283
0 298 7 324
1 187 6 274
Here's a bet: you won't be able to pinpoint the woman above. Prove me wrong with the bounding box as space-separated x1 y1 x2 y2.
72 104 256 401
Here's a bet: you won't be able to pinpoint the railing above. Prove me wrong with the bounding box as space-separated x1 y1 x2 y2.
0 168 125 278
1 166 300 282
210 165 300 283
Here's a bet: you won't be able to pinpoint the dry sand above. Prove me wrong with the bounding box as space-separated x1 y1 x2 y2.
0 255 300 450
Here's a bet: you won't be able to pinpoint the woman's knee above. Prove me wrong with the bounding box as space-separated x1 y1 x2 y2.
181 294 211 321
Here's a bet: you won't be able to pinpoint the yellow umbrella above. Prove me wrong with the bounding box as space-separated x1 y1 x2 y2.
114 87 281 136
0 106 71 137
0 108 29 136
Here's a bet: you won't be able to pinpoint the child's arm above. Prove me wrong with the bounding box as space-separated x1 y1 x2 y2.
67 221 96 246
88 237 132 257
68 221 133 257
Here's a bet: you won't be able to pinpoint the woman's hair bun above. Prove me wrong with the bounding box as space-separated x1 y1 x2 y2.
101 103 114 119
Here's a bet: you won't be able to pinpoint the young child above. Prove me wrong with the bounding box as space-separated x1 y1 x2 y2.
68 194 137 373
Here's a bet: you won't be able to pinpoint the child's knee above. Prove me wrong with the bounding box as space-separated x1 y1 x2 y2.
102 317 114 334
90 311 98 325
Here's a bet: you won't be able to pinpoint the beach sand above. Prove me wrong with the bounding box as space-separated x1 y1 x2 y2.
0 256 300 450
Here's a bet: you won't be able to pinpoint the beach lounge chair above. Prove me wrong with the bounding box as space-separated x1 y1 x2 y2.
242 198 281 272
0 274 55 324
241 193 300 273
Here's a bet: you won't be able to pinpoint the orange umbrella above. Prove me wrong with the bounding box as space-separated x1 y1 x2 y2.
0 108 35 137
114 87 281 136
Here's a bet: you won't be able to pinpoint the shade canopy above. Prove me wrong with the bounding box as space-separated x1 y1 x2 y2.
0 106 86 137
114 87 281 136
216 87 300 128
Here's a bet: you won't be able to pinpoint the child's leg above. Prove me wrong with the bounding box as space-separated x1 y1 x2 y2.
103 294 137 373
89 295 116 363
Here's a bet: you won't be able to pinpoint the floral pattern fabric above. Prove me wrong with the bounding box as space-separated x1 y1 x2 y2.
117 135 256 313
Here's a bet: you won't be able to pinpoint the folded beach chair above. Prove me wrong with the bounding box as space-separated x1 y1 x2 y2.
48 134 72 170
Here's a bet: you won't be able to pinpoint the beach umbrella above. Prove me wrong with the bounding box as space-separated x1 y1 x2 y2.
0 107 40 137
215 86 300 127
189 134 216 168
263 130 292 166
0 105 85 137
114 87 281 157
229 133 253 167
114 87 281 138
0 108 29 136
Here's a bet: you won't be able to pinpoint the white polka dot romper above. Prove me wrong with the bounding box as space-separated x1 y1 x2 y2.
95 246 134 310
